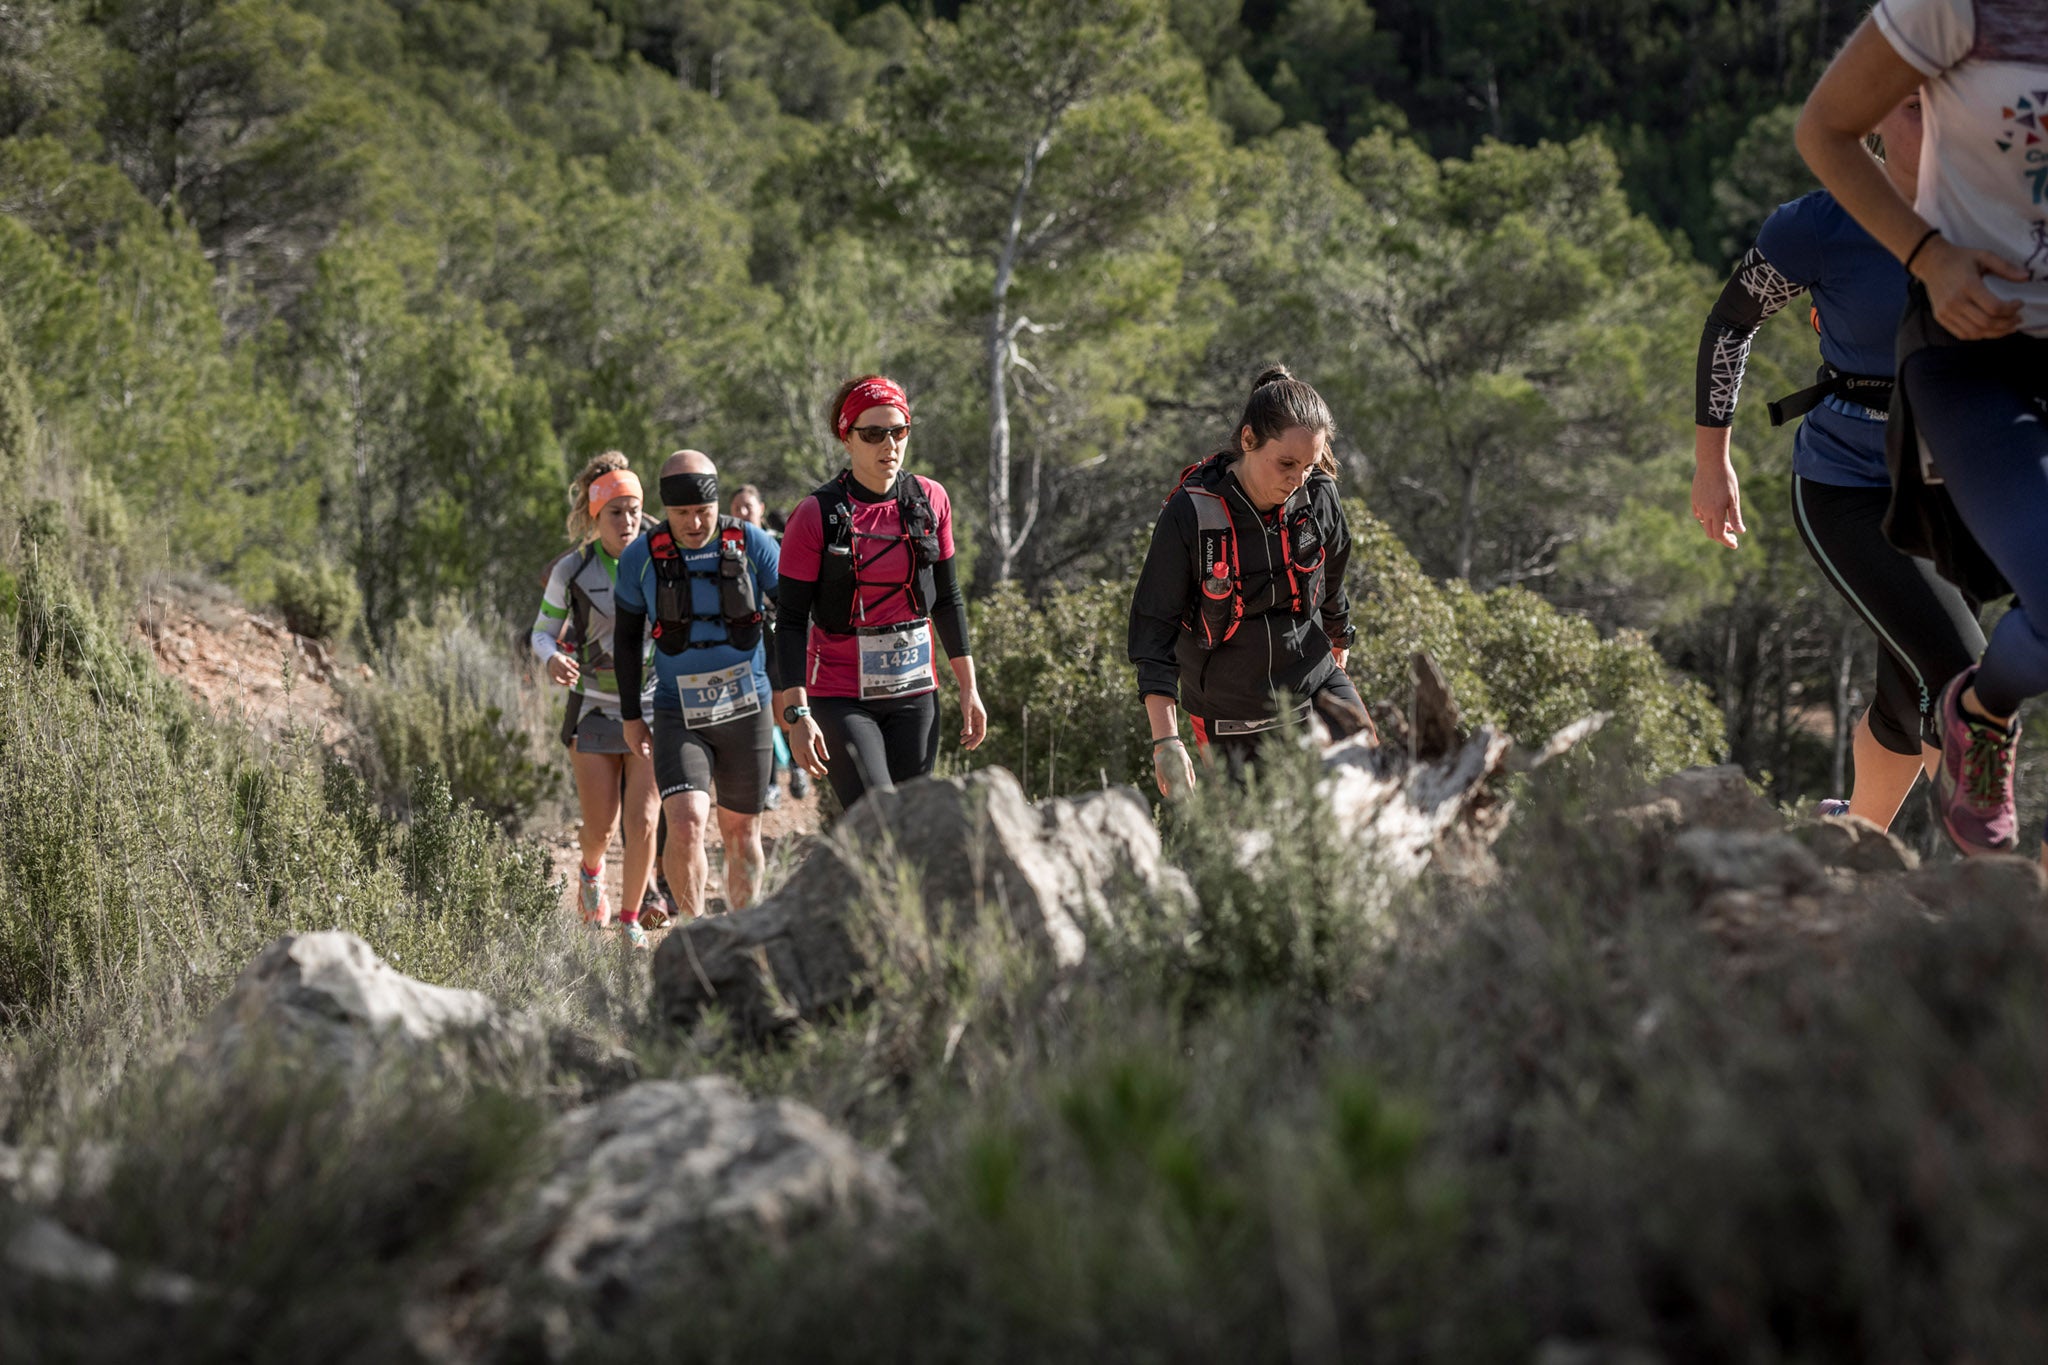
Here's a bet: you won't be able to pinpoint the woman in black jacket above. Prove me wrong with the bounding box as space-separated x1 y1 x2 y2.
1127 365 1373 795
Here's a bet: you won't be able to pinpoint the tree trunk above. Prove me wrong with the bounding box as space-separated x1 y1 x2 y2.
1454 458 1480 581
986 298 1013 579
986 133 1049 584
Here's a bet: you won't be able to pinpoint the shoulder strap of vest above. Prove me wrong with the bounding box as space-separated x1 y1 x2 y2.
895 472 934 525
718 517 750 564
812 473 855 549
562 540 602 654
1186 483 1232 533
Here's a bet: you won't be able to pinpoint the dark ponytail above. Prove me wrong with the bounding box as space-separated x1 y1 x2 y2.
1226 364 1339 477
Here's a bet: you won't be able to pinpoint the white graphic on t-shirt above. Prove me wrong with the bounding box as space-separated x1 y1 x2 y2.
2026 220 2048 281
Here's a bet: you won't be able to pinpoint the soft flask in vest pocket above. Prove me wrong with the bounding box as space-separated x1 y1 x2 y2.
1194 525 1242 648
717 528 763 652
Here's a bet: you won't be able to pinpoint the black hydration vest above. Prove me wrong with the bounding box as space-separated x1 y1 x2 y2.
1171 453 1326 651
646 518 764 655
809 471 941 634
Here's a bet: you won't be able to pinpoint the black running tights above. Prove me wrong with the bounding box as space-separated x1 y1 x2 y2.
811 692 940 813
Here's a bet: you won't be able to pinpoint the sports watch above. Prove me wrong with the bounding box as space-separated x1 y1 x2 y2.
782 704 811 724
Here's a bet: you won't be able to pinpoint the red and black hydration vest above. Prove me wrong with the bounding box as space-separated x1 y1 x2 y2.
809 471 942 634
646 518 764 655
1172 453 1326 651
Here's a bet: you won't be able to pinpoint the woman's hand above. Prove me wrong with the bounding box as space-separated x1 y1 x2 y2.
959 687 988 750
623 718 652 759
788 716 830 777
1331 646 1349 672
546 653 580 686
1153 737 1195 799
1916 236 2028 340
1691 455 1746 549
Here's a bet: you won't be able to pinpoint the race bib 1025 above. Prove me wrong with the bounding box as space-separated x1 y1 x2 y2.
678 661 762 729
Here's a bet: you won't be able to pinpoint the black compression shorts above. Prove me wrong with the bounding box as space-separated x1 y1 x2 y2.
651 706 774 815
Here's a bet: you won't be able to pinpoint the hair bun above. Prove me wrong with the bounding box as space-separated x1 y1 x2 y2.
1252 364 1293 392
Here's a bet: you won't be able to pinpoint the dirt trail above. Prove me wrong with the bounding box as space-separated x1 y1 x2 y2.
540 780 823 947
135 579 820 942
137 582 357 752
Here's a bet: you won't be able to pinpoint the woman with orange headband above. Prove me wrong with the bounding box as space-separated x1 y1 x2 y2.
533 451 663 946
774 375 987 813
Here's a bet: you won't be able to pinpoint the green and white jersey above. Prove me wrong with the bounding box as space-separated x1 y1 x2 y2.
532 539 655 711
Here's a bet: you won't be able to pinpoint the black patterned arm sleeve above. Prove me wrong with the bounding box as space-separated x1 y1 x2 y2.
1696 245 1808 428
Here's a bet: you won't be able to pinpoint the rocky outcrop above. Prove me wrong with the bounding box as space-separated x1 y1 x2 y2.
531 1078 920 1288
1617 764 1782 835
4 1207 200 1307
1611 767 2047 958
184 931 546 1086
0 1141 114 1205
411 1077 921 1362
651 768 1192 1042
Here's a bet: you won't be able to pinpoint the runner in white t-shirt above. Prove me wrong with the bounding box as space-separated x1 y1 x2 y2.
1797 0 2048 864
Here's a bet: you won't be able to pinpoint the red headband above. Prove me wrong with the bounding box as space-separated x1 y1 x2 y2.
835 378 910 440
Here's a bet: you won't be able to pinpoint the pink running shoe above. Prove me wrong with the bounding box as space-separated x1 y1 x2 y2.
1934 668 2021 857
578 866 611 926
1817 799 1850 819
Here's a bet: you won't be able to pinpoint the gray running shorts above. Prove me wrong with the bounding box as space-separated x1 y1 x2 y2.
562 692 629 755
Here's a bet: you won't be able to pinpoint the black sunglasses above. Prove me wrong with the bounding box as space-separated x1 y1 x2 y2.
851 424 912 445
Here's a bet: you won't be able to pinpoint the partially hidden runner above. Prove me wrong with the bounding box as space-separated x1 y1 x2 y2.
774 374 988 812
1127 365 1375 797
532 452 662 946
614 450 781 926
1798 0 2048 861
730 482 807 808
1693 91 1984 830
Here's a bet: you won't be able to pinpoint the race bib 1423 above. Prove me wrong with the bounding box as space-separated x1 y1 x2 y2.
857 620 935 700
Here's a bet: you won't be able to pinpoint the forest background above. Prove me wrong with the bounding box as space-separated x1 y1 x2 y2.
0 0 1925 804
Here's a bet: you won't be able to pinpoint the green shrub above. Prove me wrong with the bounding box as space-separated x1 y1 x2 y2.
1151 732 1404 1006
947 580 1149 796
271 560 361 642
0 297 34 482
342 609 562 830
0 566 561 1031
1345 503 1724 777
16 1048 547 1363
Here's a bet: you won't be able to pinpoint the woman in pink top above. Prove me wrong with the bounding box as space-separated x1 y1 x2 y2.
773 375 988 811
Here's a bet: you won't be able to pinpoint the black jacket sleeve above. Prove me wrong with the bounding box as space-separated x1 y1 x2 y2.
1127 497 1193 703
615 607 646 723
1318 492 1353 645
928 557 970 659
1696 243 1806 427
775 576 815 691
